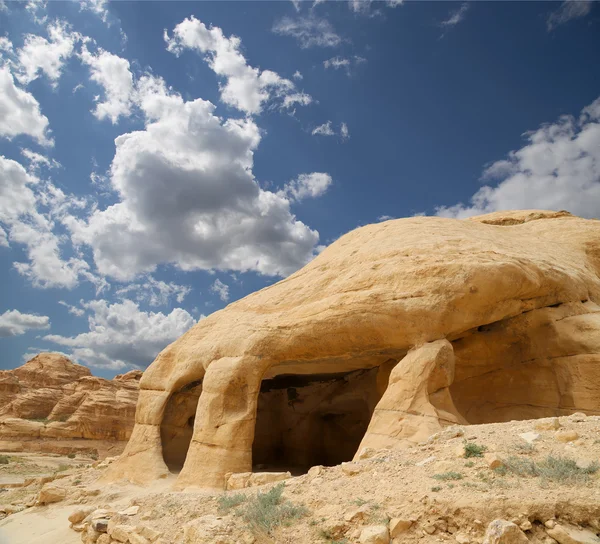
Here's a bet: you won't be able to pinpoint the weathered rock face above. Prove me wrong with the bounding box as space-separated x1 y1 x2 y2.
106 210 600 489
0 353 142 443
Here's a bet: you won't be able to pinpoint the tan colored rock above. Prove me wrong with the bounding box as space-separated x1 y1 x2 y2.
128 534 149 544
110 524 136 543
546 525 600 544
555 430 579 443
119 505 140 516
485 453 504 470
341 462 362 476
137 526 163 542
37 483 67 504
92 519 110 533
105 211 600 488
345 505 371 522
389 518 413 536
360 525 390 544
248 471 291 487
0 353 142 449
97 536 111 544
535 418 561 431
69 507 95 524
483 520 530 544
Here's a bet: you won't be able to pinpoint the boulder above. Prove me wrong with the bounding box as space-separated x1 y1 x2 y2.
483 520 530 544
37 483 67 505
555 430 579 443
546 524 600 544
69 507 95 524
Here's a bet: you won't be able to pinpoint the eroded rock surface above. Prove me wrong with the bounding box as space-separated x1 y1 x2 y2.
0 353 141 451
107 210 600 489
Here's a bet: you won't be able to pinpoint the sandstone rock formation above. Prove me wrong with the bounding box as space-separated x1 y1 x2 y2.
106 210 600 489
0 353 141 451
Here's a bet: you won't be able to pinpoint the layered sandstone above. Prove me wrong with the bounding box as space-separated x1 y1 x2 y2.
106 210 600 489
0 354 141 450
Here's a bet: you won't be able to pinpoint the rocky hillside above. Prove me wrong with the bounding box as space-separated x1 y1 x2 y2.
0 353 140 454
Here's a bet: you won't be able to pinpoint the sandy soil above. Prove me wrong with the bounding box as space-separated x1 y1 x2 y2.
1 414 600 543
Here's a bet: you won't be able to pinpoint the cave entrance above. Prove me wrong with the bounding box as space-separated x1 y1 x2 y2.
160 380 202 472
252 365 391 475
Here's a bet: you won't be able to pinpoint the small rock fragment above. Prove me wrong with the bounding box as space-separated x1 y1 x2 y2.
519 432 540 444
455 532 471 544
389 518 413 537
68 507 94 525
37 483 67 505
555 430 579 443
415 455 436 467
534 418 561 431
360 525 390 544
483 519 529 544
92 518 109 533
568 413 587 422
119 505 140 516
485 453 504 470
341 462 362 476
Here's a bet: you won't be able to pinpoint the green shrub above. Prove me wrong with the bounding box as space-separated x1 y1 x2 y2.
242 483 309 533
464 442 487 458
502 455 598 485
0 455 9 465
218 492 247 513
432 471 464 481
67 453 76 459
431 485 442 492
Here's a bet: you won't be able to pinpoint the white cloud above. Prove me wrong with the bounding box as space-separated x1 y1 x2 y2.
210 278 230 302
377 215 394 222
58 300 85 317
0 226 8 247
0 155 93 289
312 120 348 139
272 15 342 48
547 0 593 31
115 276 191 307
16 21 81 87
79 0 109 23
440 2 469 36
165 16 311 115
0 66 52 146
44 299 196 369
341 122 350 140
24 0 47 25
312 120 335 136
291 0 301 11
79 45 135 123
0 309 50 337
323 55 366 76
280 172 333 201
435 95 600 219
21 148 61 172
293 70 303 80
69 74 324 281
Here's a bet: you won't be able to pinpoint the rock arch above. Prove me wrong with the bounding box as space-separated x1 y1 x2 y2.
105 210 600 489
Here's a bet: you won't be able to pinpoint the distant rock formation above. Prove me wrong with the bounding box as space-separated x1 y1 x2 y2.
107 210 600 489
0 353 141 452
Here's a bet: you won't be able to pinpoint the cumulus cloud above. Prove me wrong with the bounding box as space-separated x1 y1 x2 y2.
341 122 350 140
293 70 303 80
272 15 342 48
0 66 52 146
280 172 333 201
15 21 81 87
349 0 403 14
547 0 593 31
80 45 135 123
0 309 50 337
435 95 600 219
44 299 196 369
115 276 191 307
0 155 93 289
210 278 230 302
165 16 311 115
69 74 325 281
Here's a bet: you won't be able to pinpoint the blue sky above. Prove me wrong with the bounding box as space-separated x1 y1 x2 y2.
0 0 598 377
